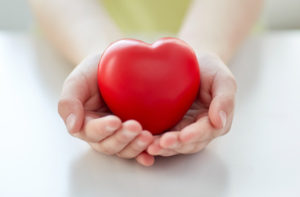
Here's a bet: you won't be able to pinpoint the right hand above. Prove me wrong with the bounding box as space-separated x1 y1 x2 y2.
58 54 155 166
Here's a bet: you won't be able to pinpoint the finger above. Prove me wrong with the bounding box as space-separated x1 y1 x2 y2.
160 132 198 155
84 115 122 142
58 54 101 134
159 131 181 149
147 137 177 156
175 143 198 154
147 137 163 155
179 116 218 143
117 131 154 159
58 97 84 134
136 152 155 167
209 67 237 130
70 111 103 140
91 120 142 155
158 149 178 157
160 129 212 154
177 141 209 154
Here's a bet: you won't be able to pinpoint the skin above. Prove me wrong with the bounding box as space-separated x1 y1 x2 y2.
58 53 155 166
58 52 236 166
147 52 237 157
30 0 263 166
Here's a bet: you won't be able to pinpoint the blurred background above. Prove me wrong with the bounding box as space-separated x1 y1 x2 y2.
0 0 299 31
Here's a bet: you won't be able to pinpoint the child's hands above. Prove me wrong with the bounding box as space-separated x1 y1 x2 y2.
58 54 155 166
58 52 236 165
147 53 237 156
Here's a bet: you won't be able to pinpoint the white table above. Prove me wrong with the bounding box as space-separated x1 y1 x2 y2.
0 31 299 197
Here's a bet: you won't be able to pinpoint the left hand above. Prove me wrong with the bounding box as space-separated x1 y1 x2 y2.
147 52 237 156
58 54 155 167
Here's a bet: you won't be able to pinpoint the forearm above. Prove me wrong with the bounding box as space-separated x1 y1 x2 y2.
29 0 122 64
179 0 263 63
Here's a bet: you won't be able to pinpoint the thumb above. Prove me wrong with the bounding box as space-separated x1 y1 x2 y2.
58 96 85 134
58 54 100 134
208 69 237 131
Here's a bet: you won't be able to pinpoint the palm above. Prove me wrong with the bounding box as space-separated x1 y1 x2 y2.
146 54 238 157
87 74 209 133
75 59 112 118
83 81 111 119
60 53 236 162
171 98 209 132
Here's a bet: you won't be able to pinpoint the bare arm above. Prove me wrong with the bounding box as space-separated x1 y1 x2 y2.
29 0 122 64
179 0 263 63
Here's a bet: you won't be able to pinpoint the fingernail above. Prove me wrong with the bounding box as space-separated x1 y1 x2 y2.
105 125 117 133
124 130 137 138
219 111 227 128
66 113 76 132
137 140 147 147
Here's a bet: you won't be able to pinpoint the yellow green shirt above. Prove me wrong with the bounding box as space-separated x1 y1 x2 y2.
100 0 263 38
100 0 192 35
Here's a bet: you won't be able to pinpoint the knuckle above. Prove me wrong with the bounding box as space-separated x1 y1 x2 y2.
132 143 146 152
126 148 142 158
86 128 106 142
115 136 129 145
117 142 146 159
116 133 133 144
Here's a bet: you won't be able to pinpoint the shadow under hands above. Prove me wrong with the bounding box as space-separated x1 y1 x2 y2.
69 148 228 197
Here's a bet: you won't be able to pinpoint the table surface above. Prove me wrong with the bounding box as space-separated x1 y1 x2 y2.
0 31 299 197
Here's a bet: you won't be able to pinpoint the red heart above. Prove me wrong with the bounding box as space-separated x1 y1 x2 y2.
98 38 200 135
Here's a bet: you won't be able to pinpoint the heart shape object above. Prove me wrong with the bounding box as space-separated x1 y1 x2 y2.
98 38 200 135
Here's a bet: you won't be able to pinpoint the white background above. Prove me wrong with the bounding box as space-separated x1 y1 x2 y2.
0 30 299 197
0 1 300 196
0 0 300 31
